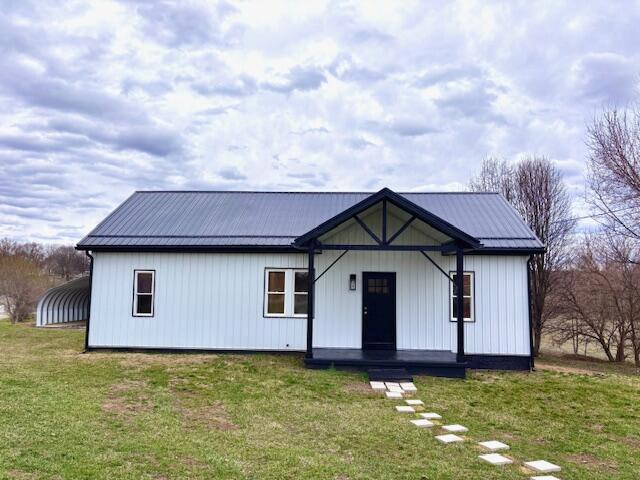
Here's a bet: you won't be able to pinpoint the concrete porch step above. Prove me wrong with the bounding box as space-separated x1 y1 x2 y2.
367 368 413 382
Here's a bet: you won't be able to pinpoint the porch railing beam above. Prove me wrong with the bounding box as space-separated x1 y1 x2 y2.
387 215 416 245
318 244 456 252
456 246 465 363
313 250 348 284
419 251 453 282
353 215 382 245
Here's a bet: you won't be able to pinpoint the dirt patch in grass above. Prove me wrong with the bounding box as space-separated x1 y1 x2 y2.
174 398 237 431
6 470 37 480
102 379 152 418
343 381 375 395
565 453 618 472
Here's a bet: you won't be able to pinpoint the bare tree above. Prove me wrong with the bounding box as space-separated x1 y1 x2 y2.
470 156 575 355
587 106 640 240
0 254 52 323
554 235 640 365
469 156 517 202
45 245 89 280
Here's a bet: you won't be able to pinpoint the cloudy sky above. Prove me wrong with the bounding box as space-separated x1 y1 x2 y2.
1 0 638 243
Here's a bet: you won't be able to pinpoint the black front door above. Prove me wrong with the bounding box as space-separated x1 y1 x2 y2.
362 272 396 350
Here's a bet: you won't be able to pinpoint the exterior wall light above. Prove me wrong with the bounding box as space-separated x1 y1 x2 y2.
349 274 357 291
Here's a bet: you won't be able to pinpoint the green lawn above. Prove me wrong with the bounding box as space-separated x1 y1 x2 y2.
1 321 639 479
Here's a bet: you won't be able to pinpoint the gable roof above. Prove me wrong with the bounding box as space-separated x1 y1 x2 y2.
293 188 480 248
76 190 544 253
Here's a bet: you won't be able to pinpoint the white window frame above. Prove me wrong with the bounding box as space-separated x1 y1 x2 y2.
264 268 308 318
265 269 287 317
450 271 474 322
133 270 155 317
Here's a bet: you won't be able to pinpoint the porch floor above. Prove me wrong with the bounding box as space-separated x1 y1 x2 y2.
305 348 466 378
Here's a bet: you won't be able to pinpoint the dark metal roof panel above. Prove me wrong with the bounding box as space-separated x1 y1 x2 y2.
78 191 543 250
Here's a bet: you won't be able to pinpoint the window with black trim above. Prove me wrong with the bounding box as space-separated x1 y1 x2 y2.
264 268 308 317
450 272 474 322
133 270 155 316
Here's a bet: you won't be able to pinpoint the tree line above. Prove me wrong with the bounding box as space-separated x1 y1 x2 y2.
470 105 640 366
0 240 89 323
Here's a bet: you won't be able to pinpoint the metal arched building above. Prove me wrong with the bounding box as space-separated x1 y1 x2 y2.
36 277 90 326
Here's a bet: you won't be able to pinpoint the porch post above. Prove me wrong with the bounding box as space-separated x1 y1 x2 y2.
456 246 465 363
305 242 315 359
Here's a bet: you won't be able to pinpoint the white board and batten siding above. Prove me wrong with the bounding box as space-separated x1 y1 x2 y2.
89 252 308 350
89 211 531 356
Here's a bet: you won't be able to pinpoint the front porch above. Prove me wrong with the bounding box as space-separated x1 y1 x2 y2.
295 188 477 379
305 348 467 378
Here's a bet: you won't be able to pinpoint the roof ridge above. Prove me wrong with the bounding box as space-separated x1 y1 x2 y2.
134 190 501 195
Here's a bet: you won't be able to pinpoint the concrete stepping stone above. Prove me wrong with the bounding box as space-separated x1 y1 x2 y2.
385 382 400 388
530 477 562 480
420 412 442 420
478 453 513 466
385 391 403 399
442 424 468 433
387 385 404 393
435 434 464 444
370 381 387 390
400 382 417 392
478 440 509 451
405 399 423 406
410 419 434 428
524 461 561 474
395 405 415 413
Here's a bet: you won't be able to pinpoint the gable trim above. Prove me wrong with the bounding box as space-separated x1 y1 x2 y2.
293 188 481 248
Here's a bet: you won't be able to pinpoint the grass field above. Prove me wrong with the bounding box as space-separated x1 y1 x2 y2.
1 321 639 479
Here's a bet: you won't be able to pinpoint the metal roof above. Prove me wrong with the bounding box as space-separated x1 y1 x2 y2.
77 190 544 252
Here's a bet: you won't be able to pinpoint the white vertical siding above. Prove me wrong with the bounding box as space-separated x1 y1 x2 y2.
313 250 530 355
89 252 307 350
89 245 530 355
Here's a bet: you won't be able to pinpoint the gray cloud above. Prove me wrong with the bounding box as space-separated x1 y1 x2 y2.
573 53 638 103
218 166 247 181
415 64 484 88
130 0 240 47
262 66 326 93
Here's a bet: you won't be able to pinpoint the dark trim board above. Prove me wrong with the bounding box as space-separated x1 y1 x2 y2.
86 346 306 355
465 354 532 371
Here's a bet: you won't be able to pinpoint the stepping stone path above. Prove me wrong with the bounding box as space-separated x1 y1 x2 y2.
385 391 403 399
373 376 564 476
395 405 415 413
442 424 468 433
478 440 509 451
435 434 464 444
420 412 442 420
524 460 561 474
410 419 434 428
478 453 513 466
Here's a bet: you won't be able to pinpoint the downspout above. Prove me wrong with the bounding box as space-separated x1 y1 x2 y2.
84 251 94 353
527 255 535 370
